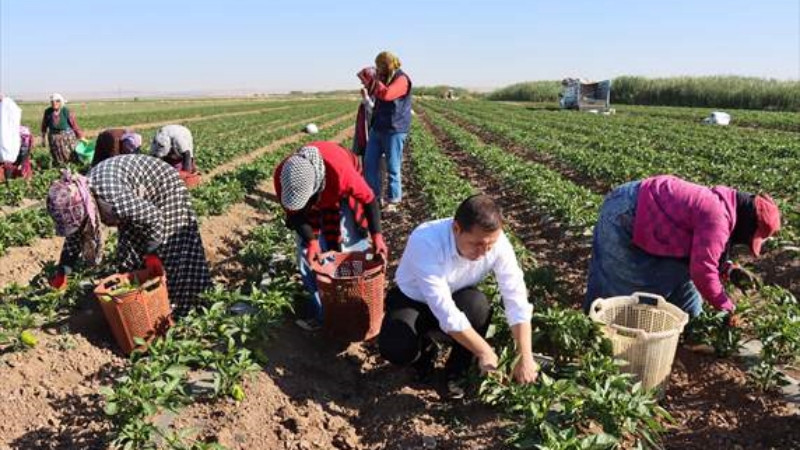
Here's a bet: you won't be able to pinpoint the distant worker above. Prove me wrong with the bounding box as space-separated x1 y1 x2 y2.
362 51 412 214
584 175 781 324
47 154 213 317
40 93 85 165
274 141 387 331
91 128 143 166
151 124 196 173
353 66 377 157
4 126 34 181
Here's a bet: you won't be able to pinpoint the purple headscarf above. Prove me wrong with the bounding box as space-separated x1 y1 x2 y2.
47 170 102 263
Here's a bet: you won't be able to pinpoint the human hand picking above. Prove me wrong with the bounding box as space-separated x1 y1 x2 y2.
477 349 499 375
512 354 539 385
305 240 321 264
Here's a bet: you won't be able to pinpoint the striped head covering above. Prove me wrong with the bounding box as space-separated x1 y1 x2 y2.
279 146 325 211
47 170 102 262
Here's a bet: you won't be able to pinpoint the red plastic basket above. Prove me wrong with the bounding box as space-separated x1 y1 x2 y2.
179 170 202 189
94 268 173 354
310 251 386 342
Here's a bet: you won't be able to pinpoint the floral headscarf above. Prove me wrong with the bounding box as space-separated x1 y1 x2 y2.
46 170 102 263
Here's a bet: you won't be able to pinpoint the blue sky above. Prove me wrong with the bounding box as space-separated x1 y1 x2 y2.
1 0 798 98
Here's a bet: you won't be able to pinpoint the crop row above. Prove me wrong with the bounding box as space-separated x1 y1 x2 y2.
424 100 800 242
0 105 352 255
408 119 670 449
423 108 602 230
0 121 353 448
3 100 352 208
422 107 800 402
20 99 313 133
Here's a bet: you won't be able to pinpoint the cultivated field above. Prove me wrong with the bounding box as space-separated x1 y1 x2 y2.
0 97 798 449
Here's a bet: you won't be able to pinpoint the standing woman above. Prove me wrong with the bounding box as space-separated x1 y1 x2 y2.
151 124 196 173
353 67 377 157
91 128 142 166
40 93 84 165
46 154 213 317
584 175 781 322
274 141 388 330
363 51 412 213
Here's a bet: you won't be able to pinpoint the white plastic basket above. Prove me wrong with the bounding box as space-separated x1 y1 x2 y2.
589 292 689 392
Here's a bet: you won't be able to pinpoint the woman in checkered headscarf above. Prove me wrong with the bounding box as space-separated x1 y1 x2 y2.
46 154 212 317
273 141 388 330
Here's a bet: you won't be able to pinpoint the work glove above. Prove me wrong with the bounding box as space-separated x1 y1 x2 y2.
372 232 388 260
143 253 165 277
48 267 68 291
305 239 322 264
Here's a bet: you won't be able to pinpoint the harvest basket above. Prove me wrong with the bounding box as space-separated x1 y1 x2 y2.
589 292 689 391
94 267 172 354
178 170 202 189
310 251 385 342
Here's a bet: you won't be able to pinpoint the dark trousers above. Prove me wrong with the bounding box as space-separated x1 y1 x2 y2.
378 286 492 377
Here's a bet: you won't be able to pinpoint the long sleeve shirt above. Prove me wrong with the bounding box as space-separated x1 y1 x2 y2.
373 72 410 102
632 175 737 311
40 108 84 139
152 124 193 159
274 141 378 243
395 218 532 333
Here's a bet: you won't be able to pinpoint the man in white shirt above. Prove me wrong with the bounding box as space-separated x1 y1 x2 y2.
379 195 538 392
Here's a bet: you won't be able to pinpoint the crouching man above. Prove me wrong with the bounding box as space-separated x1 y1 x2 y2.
378 194 538 395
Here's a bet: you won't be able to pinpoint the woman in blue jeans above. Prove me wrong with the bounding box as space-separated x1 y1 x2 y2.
584 175 781 322
363 51 413 213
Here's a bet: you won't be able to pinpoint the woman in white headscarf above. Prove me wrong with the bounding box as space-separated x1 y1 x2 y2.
151 124 196 172
40 93 85 165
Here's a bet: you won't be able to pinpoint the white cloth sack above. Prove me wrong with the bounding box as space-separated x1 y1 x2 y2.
0 97 22 163
703 111 731 126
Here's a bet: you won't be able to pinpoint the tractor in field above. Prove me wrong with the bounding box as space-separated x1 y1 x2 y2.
559 78 612 113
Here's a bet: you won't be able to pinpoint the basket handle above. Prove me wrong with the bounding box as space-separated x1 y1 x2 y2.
139 276 163 293
589 297 606 315
631 292 666 308
608 323 649 341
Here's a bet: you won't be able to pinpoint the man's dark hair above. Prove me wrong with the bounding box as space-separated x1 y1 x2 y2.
454 194 503 233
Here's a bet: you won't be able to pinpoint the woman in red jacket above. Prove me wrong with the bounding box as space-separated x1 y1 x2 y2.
274 141 388 330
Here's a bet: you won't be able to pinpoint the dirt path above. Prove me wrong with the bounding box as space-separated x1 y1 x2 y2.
173 130 509 450
204 114 351 179
0 115 351 290
421 111 591 304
